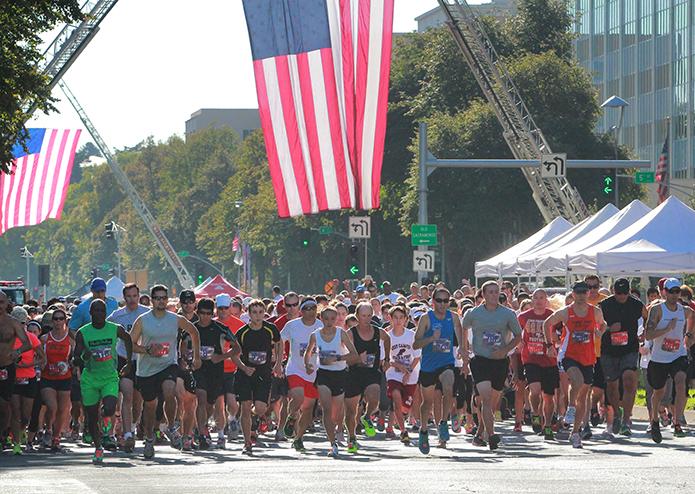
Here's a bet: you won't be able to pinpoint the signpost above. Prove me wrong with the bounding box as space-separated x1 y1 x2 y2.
411 224 438 246
349 216 371 276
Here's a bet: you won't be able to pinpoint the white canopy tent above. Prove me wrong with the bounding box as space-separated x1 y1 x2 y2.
595 196 695 275
474 217 572 278
106 276 125 301
532 200 651 275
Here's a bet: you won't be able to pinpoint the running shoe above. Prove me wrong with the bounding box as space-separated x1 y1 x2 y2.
612 406 623 435
513 423 523 433
673 424 686 438
418 430 430 455
283 416 296 439
377 416 386 432
42 431 52 449
523 408 532 426
329 442 339 458
564 407 576 427
385 427 396 439
571 432 582 449
12 442 22 455
464 423 475 435
411 420 421 434
182 435 193 452
92 447 104 465
258 417 269 435
581 423 593 440
143 438 155 459
659 410 671 428
199 435 210 450
543 427 555 441
400 431 410 445
361 415 376 437
292 438 306 453
124 435 135 453
335 430 345 446
228 419 240 439
590 407 601 427
274 429 287 442
619 422 632 437
242 443 253 455
217 435 226 449
488 434 501 451
154 429 164 444
531 415 542 434
102 435 117 451
649 422 662 444
451 414 462 434
602 428 615 441
51 437 62 453
438 421 450 442
83 432 93 445
472 435 487 447
347 438 359 453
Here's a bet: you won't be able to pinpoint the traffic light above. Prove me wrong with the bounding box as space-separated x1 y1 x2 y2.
602 174 614 196
348 243 360 276
90 268 98 278
105 221 114 239
197 274 204 285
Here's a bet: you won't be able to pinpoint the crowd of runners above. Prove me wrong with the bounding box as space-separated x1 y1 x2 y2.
1 274 694 464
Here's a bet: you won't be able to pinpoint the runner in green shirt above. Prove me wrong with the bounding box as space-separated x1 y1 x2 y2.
74 299 132 464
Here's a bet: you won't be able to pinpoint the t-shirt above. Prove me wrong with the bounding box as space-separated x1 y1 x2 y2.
518 308 554 367
135 310 180 378
236 322 281 373
217 315 245 373
69 296 119 331
14 332 40 380
599 295 644 357
462 304 522 359
385 329 420 385
78 322 119 386
108 305 150 359
282 318 322 382
195 320 235 373
275 313 298 361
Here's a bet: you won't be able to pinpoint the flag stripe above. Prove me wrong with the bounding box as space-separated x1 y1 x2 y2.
50 130 81 219
36 129 63 223
354 0 370 207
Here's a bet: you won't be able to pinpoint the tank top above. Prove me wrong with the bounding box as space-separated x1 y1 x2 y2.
650 302 687 364
43 331 72 380
559 304 597 367
420 310 456 372
316 328 347 371
80 322 119 385
136 310 180 378
350 325 380 371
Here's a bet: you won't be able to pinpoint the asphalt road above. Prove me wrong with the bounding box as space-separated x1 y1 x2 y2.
2 414 694 493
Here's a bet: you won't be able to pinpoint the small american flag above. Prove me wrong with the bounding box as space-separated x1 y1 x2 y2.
232 234 240 252
655 126 670 204
1 128 81 235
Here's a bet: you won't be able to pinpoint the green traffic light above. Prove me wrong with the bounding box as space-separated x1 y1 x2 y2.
197 275 203 284
303 240 309 247
349 265 359 275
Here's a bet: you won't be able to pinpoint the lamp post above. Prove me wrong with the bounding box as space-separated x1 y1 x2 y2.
600 95 629 207
20 246 33 290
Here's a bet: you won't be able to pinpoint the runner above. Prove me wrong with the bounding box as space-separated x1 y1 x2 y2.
272 292 301 442
107 283 149 452
462 282 521 450
174 289 199 450
544 281 606 448
69 278 118 332
303 305 360 457
644 278 695 443
130 285 201 459
233 299 283 455
281 297 322 453
73 299 133 464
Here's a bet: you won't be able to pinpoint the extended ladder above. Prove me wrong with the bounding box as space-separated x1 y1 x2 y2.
437 0 589 223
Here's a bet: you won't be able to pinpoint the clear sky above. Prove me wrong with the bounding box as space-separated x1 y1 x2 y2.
30 0 471 151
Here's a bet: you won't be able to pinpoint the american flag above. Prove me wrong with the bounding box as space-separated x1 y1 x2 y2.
1 128 81 235
655 126 670 204
232 234 240 252
242 0 394 217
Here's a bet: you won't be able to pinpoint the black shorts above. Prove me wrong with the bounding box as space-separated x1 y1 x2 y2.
70 373 81 402
136 365 178 402
14 377 38 398
345 368 382 399
316 368 347 396
270 376 288 402
470 356 509 391
562 358 593 385
454 368 473 412
592 358 606 389
118 356 137 381
236 369 272 404
40 378 72 392
177 366 196 394
418 364 455 390
0 364 16 401
223 372 236 395
193 367 223 405
647 356 689 390
524 364 559 395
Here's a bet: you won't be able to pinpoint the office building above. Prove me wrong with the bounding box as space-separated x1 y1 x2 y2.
185 108 261 140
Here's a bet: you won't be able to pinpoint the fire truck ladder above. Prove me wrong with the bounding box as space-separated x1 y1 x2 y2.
437 0 589 224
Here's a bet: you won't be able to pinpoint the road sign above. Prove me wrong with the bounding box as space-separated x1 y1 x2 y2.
634 171 655 184
178 250 190 258
349 216 371 239
349 265 360 275
411 224 438 246
318 226 333 235
540 153 567 178
413 250 435 272
603 175 614 195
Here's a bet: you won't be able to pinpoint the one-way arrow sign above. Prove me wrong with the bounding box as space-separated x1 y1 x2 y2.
413 250 435 272
349 216 371 239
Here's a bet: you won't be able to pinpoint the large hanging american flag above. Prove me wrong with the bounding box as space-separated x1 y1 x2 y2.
0 128 81 235
655 125 670 204
242 0 394 217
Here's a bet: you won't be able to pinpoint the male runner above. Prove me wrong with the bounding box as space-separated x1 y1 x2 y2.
130 285 201 459
69 278 118 332
73 299 133 464
462 281 522 450
272 292 301 441
175 289 199 450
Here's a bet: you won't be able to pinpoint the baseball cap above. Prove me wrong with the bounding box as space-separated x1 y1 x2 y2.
300 298 318 310
664 278 681 291
180 290 196 303
26 320 42 332
90 277 107 292
572 281 589 293
215 293 232 308
242 296 253 308
613 278 630 294
355 284 366 293
11 306 28 323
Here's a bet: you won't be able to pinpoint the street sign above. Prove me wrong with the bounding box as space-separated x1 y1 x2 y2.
413 250 435 272
348 216 371 239
540 153 567 178
634 171 655 184
411 224 438 246
178 250 190 258
318 226 333 235
349 265 360 275
603 175 614 195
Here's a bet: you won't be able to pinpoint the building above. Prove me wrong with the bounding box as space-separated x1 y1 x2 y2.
573 0 695 204
415 0 517 32
185 108 261 140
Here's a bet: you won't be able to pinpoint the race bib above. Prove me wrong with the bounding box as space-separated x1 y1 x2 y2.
572 331 590 344
483 331 502 347
432 339 452 353
299 343 309 357
248 351 267 365
394 354 412 367
661 338 681 353
201 346 215 360
16 377 29 385
0 369 7 381
527 341 545 355
150 342 170 358
92 346 113 362
610 331 628 346
365 353 376 367
48 361 70 376
319 350 338 366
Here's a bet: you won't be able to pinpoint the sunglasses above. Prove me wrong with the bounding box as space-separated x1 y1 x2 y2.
285 302 299 307
152 296 168 301
434 298 450 304
587 284 600 289
52 316 66 321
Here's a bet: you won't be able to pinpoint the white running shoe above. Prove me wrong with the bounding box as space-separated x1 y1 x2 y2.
565 407 576 426
571 432 582 449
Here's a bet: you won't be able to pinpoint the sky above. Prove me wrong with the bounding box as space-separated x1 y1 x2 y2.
30 0 471 151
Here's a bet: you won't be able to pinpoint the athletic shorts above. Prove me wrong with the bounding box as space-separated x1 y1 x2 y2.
81 378 119 407
70 373 82 402
0 364 16 401
592 358 606 389
523 364 559 395
287 374 318 400
223 372 236 395
345 368 382 399
647 356 689 390
562 358 593 385
270 376 288 402
193 367 224 404
236 369 272 404
315 369 347 396
178 367 196 394
470 356 509 391
136 365 179 402
386 380 417 410
454 368 473 412
14 376 38 398
600 352 639 382
118 356 137 381
40 378 72 392
418 364 455 390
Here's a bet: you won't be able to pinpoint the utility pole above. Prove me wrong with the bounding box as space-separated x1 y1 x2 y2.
20 246 33 290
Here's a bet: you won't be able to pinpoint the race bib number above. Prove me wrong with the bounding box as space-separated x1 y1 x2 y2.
16 377 29 385
249 351 267 365
527 341 545 355
661 338 681 353
432 339 452 353
319 350 338 366
92 346 113 362
150 342 170 358
483 331 502 347
572 331 590 344
47 362 69 375
610 331 628 346
365 353 376 367
0 369 7 381
394 354 412 368
200 346 215 360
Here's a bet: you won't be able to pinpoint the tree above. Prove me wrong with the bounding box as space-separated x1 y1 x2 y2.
0 1 83 172
71 142 102 184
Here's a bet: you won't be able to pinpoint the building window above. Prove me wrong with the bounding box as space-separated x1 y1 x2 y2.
655 64 670 90
639 123 653 146
638 68 652 93
640 0 653 38
622 73 636 98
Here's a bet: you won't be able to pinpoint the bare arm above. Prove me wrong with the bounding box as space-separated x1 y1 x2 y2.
413 315 432 350
340 330 361 366
380 328 391 365
544 308 567 345
644 305 673 341
594 307 607 337
303 333 317 371
117 324 132 362
179 316 201 365
13 320 31 356
129 318 146 354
